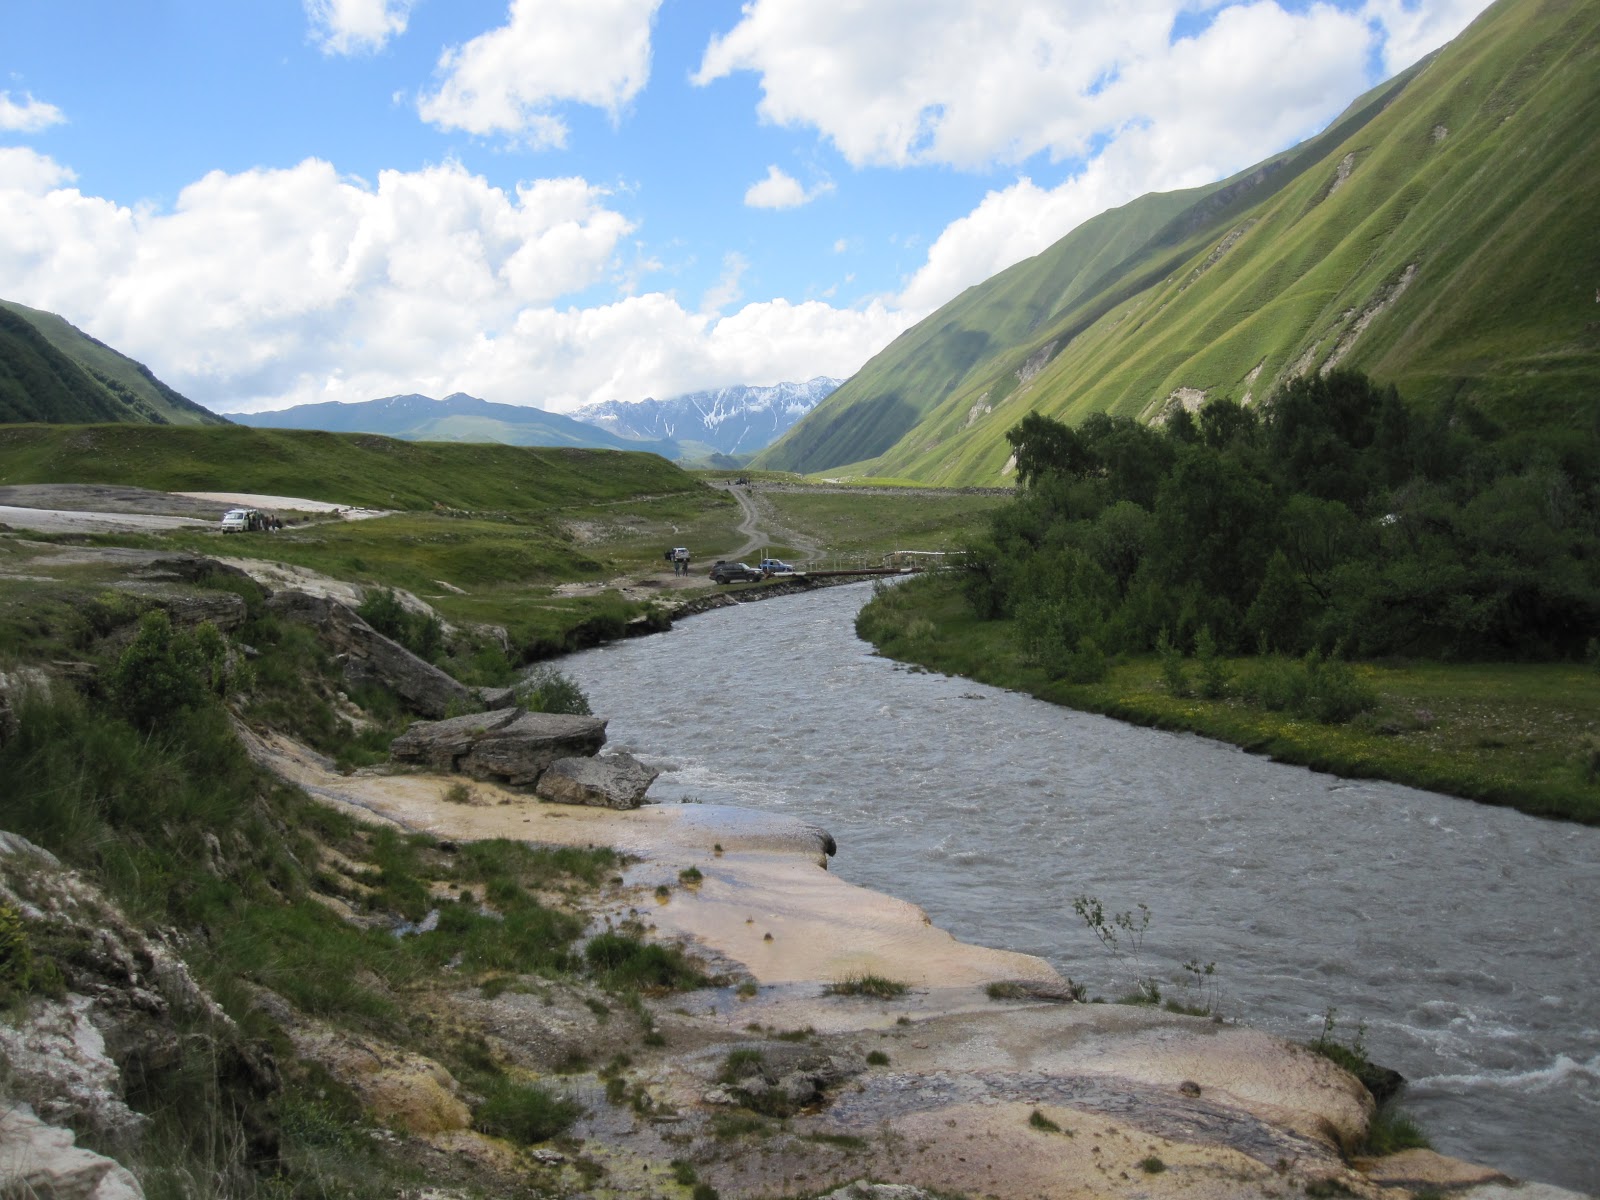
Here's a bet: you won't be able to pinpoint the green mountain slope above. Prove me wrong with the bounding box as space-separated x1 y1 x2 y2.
0 423 696 510
236 392 679 456
0 299 226 427
0 306 133 423
761 0 1600 484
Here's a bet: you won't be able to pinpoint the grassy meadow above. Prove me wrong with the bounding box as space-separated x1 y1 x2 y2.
760 488 1008 560
859 573 1600 825
0 423 697 509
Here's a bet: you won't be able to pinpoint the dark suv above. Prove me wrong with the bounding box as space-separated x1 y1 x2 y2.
710 561 763 584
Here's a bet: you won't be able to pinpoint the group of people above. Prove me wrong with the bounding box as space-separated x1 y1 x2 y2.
665 546 691 575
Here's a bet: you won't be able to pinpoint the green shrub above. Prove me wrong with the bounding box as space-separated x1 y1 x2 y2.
1302 649 1378 723
107 611 227 730
1028 1109 1061 1132
1194 626 1231 699
1157 628 1190 698
1362 1103 1431 1155
583 932 706 991
516 665 593 715
473 1078 581 1144
1061 635 1109 684
0 904 33 1001
1239 648 1376 724
357 588 443 663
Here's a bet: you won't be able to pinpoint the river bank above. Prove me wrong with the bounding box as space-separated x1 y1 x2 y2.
853 573 1600 826
555 582 1600 1195
238 722 1580 1200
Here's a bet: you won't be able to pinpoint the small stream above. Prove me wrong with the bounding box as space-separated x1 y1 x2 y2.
557 583 1599 1192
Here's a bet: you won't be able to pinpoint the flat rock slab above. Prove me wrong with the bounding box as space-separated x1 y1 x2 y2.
390 708 521 772
1357 1148 1509 1189
460 712 608 788
535 751 659 809
391 708 608 789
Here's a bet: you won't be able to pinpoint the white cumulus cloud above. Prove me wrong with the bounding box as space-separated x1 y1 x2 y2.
304 0 413 54
697 0 1492 173
881 0 1481 310
743 164 832 209
0 91 66 133
1361 0 1495 74
418 0 663 144
0 147 908 413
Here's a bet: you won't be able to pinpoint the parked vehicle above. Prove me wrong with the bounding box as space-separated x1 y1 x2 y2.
710 561 763 584
220 508 258 532
759 558 797 575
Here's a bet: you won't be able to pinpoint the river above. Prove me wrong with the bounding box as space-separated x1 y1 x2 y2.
557 583 1599 1192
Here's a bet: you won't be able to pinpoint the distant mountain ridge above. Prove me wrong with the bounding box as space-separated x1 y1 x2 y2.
758 0 1600 483
235 392 678 456
576 378 840 458
0 299 226 427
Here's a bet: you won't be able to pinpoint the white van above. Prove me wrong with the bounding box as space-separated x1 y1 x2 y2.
220 508 256 533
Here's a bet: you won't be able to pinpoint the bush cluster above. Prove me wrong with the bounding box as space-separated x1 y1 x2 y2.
357 587 442 661
970 371 1600 670
515 665 593 715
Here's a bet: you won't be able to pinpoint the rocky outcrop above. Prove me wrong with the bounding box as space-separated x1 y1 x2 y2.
711 1042 867 1116
534 752 658 809
0 1103 143 1200
390 709 610 790
266 590 476 718
0 832 279 1164
116 587 249 632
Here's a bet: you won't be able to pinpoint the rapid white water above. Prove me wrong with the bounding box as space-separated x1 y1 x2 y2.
558 583 1600 1192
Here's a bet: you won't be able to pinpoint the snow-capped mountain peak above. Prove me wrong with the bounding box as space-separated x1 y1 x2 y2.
574 377 840 457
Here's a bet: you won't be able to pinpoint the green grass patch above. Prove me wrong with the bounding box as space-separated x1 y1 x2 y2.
710 1111 774 1139
472 1077 583 1144
823 973 909 999
0 423 701 510
762 489 1006 559
583 932 708 991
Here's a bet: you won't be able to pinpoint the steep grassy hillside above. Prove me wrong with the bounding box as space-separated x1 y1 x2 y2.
0 423 699 510
758 182 1220 475
763 0 1600 483
0 307 132 424
0 298 226 426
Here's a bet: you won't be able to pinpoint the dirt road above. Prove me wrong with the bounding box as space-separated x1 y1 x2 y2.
716 481 824 562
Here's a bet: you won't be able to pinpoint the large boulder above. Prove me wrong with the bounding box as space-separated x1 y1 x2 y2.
534 752 658 809
266 590 475 719
390 709 609 789
458 711 608 788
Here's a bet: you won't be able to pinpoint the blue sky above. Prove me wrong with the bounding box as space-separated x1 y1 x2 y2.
0 0 1492 414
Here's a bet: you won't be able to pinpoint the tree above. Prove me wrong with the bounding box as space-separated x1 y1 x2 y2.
1006 411 1097 486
